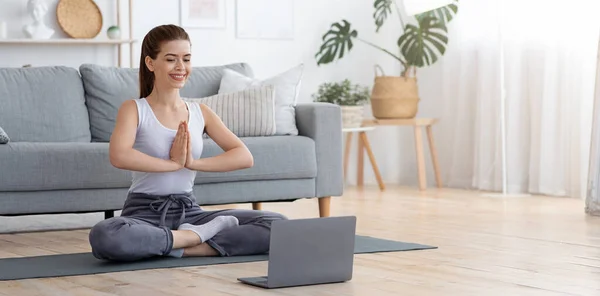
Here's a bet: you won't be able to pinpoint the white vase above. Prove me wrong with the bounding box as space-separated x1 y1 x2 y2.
107 26 121 39
340 105 364 128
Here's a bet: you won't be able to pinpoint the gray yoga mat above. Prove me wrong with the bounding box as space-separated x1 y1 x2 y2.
0 235 436 281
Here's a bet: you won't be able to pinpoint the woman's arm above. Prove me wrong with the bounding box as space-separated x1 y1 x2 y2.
185 103 254 172
109 100 183 172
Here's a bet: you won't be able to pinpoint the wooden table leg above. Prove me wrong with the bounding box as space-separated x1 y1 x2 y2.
357 132 364 187
414 126 427 190
359 132 385 191
343 132 353 180
426 125 442 188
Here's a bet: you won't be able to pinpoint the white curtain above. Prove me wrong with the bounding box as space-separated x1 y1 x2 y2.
586 40 600 215
431 0 600 198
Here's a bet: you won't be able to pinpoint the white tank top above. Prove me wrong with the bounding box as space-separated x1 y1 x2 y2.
128 98 205 195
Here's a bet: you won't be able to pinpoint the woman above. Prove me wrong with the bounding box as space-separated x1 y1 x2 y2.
89 24 287 262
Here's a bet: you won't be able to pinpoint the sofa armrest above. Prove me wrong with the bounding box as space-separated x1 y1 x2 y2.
295 103 343 197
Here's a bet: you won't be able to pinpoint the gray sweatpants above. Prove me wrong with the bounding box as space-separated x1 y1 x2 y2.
88 192 288 262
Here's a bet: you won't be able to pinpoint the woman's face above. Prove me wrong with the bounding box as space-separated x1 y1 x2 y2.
148 40 192 90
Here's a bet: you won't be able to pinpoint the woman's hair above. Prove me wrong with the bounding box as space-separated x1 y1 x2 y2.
139 24 191 98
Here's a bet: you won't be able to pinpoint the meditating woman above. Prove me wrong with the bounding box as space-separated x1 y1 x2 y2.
88 24 287 262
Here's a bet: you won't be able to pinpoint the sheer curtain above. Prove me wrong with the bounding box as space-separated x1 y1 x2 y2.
432 0 600 198
586 40 600 215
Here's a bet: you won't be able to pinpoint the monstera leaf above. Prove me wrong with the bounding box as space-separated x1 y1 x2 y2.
397 16 448 67
315 20 358 65
416 1 459 25
374 0 392 32
315 0 459 72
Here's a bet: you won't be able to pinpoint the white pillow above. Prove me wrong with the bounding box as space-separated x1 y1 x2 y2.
218 64 303 136
185 85 276 137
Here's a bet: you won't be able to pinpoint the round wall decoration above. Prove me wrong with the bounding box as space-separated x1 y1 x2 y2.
56 0 103 39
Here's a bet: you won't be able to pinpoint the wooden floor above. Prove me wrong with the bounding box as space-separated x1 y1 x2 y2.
1 186 599 295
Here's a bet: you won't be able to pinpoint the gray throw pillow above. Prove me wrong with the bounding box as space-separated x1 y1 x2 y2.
0 126 9 144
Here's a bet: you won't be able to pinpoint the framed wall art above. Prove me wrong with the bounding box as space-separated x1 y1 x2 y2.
180 0 226 28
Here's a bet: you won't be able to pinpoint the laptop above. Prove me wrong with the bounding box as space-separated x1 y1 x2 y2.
237 215 357 289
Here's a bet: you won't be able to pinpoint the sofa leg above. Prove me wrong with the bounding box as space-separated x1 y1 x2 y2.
252 202 262 211
104 210 114 219
318 197 331 217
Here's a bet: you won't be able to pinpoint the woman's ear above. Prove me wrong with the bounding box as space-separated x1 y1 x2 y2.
145 56 154 72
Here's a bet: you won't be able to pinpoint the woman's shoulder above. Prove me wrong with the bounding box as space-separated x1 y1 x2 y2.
120 98 145 108
117 99 144 116
115 99 145 125
118 99 140 114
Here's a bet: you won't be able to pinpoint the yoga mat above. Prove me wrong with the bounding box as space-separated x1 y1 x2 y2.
0 235 436 281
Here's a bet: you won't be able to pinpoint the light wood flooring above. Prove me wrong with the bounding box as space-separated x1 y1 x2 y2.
1 186 599 295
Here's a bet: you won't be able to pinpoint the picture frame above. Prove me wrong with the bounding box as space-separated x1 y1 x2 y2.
180 0 226 28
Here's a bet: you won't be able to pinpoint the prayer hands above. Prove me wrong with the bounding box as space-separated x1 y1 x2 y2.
169 121 188 168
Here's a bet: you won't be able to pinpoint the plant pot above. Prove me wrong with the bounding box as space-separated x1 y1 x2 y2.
340 105 364 128
370 67 420 119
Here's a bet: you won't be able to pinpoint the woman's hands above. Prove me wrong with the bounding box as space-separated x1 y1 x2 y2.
169 121 189 168
169 120 197 169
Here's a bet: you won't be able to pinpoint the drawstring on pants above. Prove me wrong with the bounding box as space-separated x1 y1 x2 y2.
149 194 195 228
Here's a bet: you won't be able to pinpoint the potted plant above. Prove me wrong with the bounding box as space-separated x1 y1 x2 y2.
312 79 370 128
315 0 459 119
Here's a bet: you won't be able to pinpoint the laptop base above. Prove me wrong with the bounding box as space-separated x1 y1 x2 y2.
238 276 270 288
238 276 349 289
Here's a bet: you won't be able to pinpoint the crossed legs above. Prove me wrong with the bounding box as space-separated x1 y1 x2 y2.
89 208 287 261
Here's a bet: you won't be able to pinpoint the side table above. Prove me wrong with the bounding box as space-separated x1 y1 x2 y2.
362 118 442 191
342 126 385 191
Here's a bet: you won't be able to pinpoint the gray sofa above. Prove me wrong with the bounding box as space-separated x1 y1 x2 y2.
0 63 343 219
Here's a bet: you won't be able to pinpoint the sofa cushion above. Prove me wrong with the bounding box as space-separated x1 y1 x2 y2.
0 66 91 142
0 136 316 192
195 135 317 184
80 63 255 142
0 142 131 192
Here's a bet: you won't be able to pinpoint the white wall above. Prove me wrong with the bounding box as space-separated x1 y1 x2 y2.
0 0 446 189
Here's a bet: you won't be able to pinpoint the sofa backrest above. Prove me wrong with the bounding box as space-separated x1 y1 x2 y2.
0 66 91 142
79 63 254 142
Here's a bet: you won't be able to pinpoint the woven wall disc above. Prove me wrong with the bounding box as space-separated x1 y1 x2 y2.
56 0 103 39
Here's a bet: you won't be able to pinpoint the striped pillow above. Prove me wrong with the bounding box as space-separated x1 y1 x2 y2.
186 85 276 137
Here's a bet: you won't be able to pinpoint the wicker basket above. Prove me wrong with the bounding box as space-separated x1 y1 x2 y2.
370 65 420 119
56 0 103 39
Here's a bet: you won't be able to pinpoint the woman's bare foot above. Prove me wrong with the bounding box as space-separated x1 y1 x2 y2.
183 243 219 257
